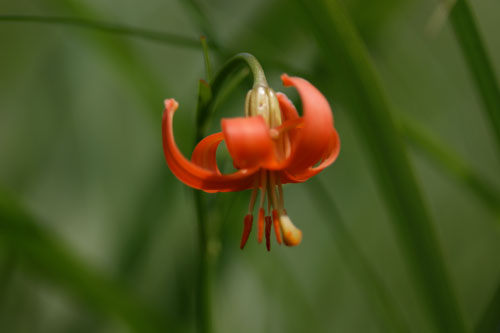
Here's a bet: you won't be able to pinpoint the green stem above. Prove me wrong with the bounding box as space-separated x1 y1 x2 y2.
191 41 215 333
196 53 262 139
447 0 500 156
294 0 467 331
193 190 212 333
191 49 265 332
192 45 265 333
213 53 267 88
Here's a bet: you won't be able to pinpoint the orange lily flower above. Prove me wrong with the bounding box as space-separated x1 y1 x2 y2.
162 74 340 251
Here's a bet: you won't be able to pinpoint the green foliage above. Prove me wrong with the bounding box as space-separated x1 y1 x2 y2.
293 0 466 331
0 189 165 332
0 0 499 332
448 0 500 156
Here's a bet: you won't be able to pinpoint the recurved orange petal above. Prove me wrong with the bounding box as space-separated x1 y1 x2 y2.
282 127 340 183
276 92 299 121
191 132 224 174
162 99 258 192
221 116 276 169
281 74 335 174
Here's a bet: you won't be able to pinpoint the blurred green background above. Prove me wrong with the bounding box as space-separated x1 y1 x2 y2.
1 0 500 332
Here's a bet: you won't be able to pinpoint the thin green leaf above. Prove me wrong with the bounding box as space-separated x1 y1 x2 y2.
36 0 184 296
0 188 166 332
475 278 500 333
447 0 500 155
0 250 16 305
195 79 213 141
179 0 224 54
401 116 500 218
0 14 202 49
306 178 409 332
115 163 177 280
293 0 467 331
41 0 168 112
200 36 213 82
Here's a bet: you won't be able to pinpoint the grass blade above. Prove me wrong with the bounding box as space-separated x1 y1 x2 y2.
447 0 500 155
0 188 166 332
475 279 500 333
44 0 170 113
180 0 222 52
115 163 176 280
294 0 467 331
0 14 202 49
401 116 500 218
307 178 409 332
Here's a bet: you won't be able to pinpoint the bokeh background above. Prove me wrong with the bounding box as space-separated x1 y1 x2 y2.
1 0 500 332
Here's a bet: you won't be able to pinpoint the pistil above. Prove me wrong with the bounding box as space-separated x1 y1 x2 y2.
257 170 267 243
240 178 259 249
239 79 303 251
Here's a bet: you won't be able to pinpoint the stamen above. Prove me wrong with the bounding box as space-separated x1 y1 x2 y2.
241 176 260 250
266 88 282 127
259 170 267 208
277 178 285 211
240 214 253 249
265 216 272 251
247 186 259 214
257 208 265 243
268 172 280 211
271 209 282 245
257 171 267 243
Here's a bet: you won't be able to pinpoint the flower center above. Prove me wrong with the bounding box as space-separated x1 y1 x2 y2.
238 85 302 250
240 170 303 251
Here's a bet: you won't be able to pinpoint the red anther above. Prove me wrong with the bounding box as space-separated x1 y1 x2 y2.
265 216 272 251
272 209 282 245
240 214 253 250
257 208 265 243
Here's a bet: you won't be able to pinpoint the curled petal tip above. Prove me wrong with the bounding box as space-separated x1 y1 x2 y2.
164 98 179 111
280 73 293 86
276 92 292 104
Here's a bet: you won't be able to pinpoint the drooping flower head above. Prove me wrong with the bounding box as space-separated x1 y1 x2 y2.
162 72 339 251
